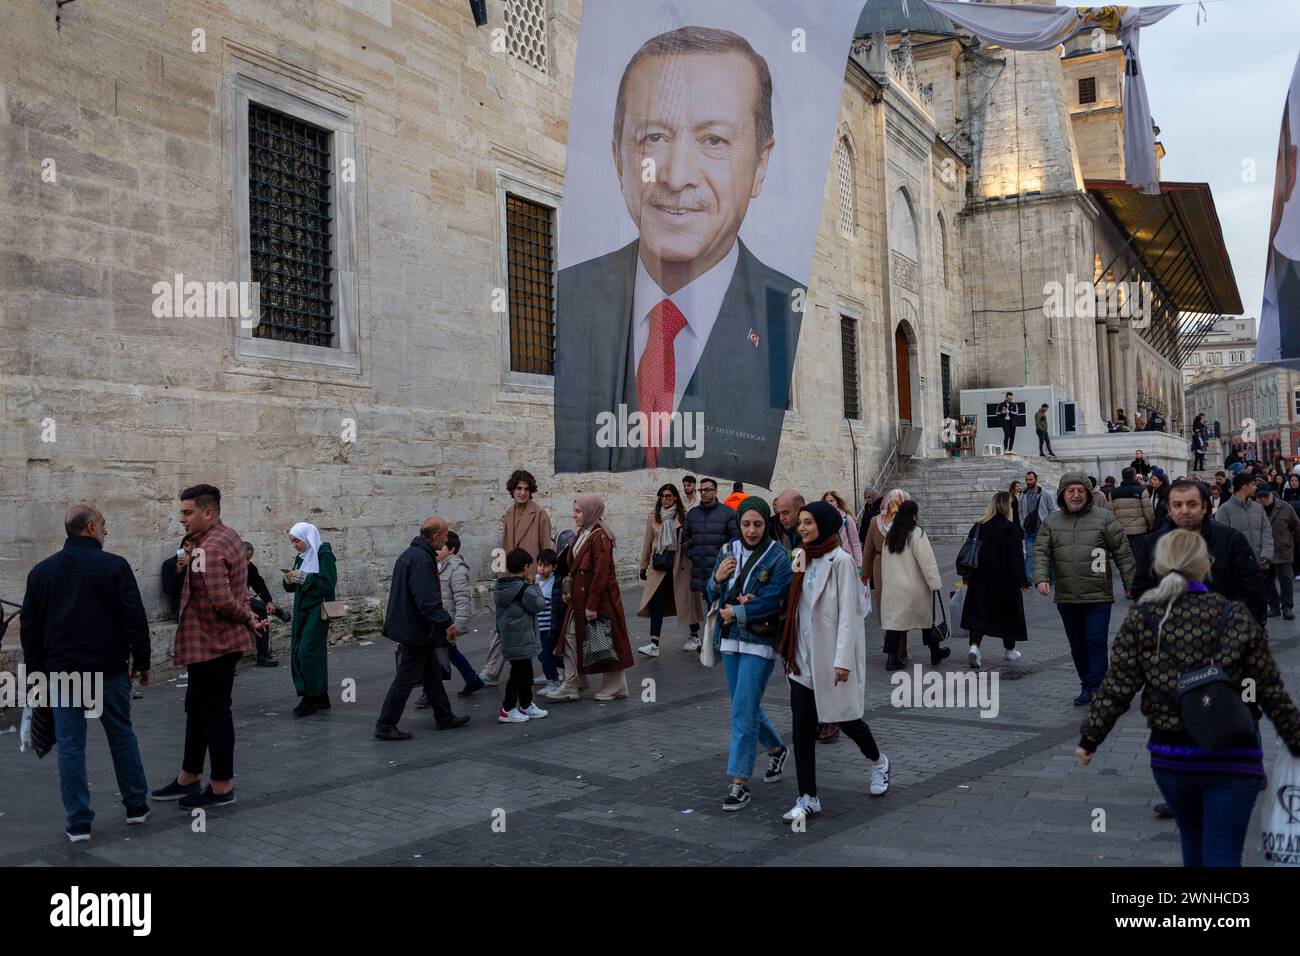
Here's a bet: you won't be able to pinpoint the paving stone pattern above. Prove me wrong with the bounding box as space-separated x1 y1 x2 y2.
2 544 1296 867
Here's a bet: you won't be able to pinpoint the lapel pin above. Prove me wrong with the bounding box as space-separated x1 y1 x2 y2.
747 328 760 348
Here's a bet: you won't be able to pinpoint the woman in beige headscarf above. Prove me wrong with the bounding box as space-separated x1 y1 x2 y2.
549 494 635 702
862 489 910 661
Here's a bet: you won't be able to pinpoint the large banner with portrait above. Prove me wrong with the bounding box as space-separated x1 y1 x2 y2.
1257 50 1300 367
552 0 865 487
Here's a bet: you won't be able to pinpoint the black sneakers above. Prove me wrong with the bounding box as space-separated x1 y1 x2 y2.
722 783 752 812
150 778 200 801
764 745 789 783
178 786 236 810
125 806 150 825
65 823 92 843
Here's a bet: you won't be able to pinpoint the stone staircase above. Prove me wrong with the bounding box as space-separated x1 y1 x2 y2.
891 453 1066 541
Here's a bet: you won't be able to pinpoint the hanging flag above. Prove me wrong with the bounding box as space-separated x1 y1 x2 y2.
1256 52 1300 367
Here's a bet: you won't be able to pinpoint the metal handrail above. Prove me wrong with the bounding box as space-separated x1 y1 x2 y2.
872 442 899 493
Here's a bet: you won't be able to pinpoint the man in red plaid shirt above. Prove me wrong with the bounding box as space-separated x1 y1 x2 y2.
151 484 265 810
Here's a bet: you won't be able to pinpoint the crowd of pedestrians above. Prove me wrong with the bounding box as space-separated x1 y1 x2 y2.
16 449 1300 867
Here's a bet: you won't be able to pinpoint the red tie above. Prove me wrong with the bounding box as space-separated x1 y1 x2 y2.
636 298 687 468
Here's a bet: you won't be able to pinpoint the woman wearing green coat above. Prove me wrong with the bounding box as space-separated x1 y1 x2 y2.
283 522 336 717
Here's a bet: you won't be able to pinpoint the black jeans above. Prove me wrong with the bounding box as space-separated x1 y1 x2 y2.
788 678 879 798
1002 424 1016 450
182 651 241 782
1194 452 1206 470
249 598 273 659
1036 429 1054 456
969 629 1016 650
1270 562 1295 612
502 658 534 711
377 644 454 730
648 573 672 637
883 629 941 655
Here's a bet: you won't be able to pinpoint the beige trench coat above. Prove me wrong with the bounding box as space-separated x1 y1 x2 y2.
636 513 702 626
796 548 868 723
879 528 944 631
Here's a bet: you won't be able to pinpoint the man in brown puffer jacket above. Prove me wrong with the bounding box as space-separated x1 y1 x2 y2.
1108 467 1153 559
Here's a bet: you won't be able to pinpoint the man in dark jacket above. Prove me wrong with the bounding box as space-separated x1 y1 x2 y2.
160 536 189 620
243 542 288 667
374 516 471 740
1258 485 1300 619
1132 480 1269 625
681 477 738 651
20 505 151 842
856 488 879 546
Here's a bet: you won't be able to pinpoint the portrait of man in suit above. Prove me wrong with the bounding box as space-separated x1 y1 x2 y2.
554 25 805 486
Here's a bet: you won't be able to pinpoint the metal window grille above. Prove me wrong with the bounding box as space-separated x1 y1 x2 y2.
248 103 334 348
835 139 854 238
840 316 860 420
506 193 555 375
940 353 953 421
505 0 549 74
1078 76 1097 105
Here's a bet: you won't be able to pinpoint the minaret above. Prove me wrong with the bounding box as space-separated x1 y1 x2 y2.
957 0 1102 430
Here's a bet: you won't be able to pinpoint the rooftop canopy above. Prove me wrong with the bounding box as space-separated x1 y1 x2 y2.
1087 180 1244 364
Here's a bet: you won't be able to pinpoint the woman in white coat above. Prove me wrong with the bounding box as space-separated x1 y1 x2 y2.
880 501 951 671
775 501 890 823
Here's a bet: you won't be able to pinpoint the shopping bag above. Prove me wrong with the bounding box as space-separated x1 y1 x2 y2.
949 582 967 638
1263 745 1300 866
859 581 873 618
700 604 722 668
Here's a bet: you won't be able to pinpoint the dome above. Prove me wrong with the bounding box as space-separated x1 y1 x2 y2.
855 0 958 37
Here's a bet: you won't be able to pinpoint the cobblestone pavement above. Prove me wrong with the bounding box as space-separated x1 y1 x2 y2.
2 543 1297 867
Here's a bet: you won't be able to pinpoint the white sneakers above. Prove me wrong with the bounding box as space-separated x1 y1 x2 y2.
532 675 549 684
870 754 891 796
968 644 982 669
638 642 660 657
1005 648 1023 661
478 671 499 687
782 794 823 821
538 680 563 697
682 636 701 652
499 703 549 722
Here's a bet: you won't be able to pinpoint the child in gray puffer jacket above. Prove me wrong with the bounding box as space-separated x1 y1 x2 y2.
494 548 548 723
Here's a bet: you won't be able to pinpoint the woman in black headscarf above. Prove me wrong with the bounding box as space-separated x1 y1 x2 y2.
775 502 889 823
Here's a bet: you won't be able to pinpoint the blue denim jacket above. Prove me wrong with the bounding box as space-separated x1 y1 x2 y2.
705 539 793 647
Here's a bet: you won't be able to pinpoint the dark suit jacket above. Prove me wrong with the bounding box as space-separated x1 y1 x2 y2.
1274 252 1300 361
554 239 803 487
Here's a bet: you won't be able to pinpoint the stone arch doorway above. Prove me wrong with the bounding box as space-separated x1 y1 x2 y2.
894 312 919 430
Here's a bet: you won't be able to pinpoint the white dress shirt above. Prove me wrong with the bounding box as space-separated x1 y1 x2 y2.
631 242 740 413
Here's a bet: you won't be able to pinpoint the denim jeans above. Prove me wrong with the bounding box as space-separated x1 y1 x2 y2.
1152 768 1265 867
1023 531 1054 584
1056 602 1112 692
537 597 565 681
721 651 782 780
52 671 148 829
448 647 478 685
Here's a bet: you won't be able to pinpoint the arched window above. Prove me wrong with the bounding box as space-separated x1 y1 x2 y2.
835 138 855 239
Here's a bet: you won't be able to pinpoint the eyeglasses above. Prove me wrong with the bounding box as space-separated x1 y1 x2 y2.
659 492 676 499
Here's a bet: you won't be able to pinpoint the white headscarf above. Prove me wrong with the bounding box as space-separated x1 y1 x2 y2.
289 522 322 574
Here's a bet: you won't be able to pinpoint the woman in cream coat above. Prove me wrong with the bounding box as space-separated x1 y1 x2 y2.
776 502 891 823
880 501 950 670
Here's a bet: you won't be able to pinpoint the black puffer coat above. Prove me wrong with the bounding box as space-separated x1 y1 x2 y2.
682 502 738 594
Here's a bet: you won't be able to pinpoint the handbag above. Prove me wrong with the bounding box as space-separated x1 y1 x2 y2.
948 582 967 638
955 523 982 578
1263 744 1300 866
930 589 950 642
582 615 619 665
20 681 56 758
651 550 674 572
1168 599 1258 752
320 601 348 621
